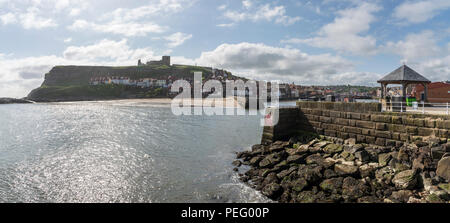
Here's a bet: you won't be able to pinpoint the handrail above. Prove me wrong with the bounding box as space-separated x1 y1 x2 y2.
383 100 450 115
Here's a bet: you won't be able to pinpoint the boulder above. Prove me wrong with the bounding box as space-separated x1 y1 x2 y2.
249 156 263 166
357 196 382 203
431 147 446 160
397 147 410 162
344 138 356 146
297 164 323 184
426 193 444 203
438 183 450 193
359 163 379 178
286 154 304 164
276 166 298 179
375 166 396 184
261 183 282 199
378 153 392 167
390 190 413 203
319 177 343 193
296 191 316 203
436 157 450 182
355 150 370 163
392 170 417 190
259 153 282 168
291 178 309 192
232 160 242 167
236 151 251 159
342 177 369 201
305 154 324 165
340 151 356 161
323 144 343 154
262 173 279 188
324 169 338 179
314 141 330 149
334 164 358 176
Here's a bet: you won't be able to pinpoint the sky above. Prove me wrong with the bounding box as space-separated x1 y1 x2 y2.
1 0 450 98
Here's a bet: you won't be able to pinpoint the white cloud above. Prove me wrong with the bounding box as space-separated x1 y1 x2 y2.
63 39 154 62
216 23 235 28
217 4 227 11
223 3 301 26
19 8 58 29
282 2 381 55
0 13 16 25
68 19 167 37
0 0 89 29
64 38 72 43
0 39 158 98
67 0 192 37
194 42 378 85
164 32 193 48
413 56 450 81
384 30 441 62
393 0 450 24
242 0 253 9
382 30 450 82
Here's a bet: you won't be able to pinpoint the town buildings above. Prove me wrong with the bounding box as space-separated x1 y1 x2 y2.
412 82 450 103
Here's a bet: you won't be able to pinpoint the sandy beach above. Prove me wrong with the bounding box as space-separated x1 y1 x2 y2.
50 97 245 108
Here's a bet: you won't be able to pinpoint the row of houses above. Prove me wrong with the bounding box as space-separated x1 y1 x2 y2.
90 77 169 88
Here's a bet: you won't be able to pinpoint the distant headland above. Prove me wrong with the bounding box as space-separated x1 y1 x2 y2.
26 56 243 102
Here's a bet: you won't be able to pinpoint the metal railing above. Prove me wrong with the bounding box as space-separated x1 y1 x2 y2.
383 101 449 115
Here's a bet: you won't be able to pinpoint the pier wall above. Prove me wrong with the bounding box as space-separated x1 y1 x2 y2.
262 101 450 145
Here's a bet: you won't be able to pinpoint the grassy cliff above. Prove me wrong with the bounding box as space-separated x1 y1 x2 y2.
27 64 229 102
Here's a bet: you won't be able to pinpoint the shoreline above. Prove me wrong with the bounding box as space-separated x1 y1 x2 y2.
35 97 246 108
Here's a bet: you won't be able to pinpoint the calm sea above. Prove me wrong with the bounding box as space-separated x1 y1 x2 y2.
0 100 278 203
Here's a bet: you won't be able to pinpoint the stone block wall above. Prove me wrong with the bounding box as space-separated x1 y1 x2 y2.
262 101 450 145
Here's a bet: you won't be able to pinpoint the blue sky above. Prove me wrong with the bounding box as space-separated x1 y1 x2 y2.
1 0 450 97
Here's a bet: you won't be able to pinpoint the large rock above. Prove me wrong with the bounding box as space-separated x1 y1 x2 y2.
297 164 323 184
355 150 370 163
342 177 369 201
378 153 392 167
319 177 343 193
436 157 450 182
261 183 282 199
431 147 446 160
261 183 283 199
291 178 309 192
390 190 413 203
375 166 396 184
249 156 263 166
334 164 358 176
323 144 343 154
286 154 304 164
359 163 379 178
392 170 418 189
276 166 298 179
259 153 282 168
296 191 316 203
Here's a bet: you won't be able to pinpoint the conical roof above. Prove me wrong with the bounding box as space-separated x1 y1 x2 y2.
378 65 431 83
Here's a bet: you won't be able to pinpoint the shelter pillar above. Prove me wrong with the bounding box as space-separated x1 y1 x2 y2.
424 83 428 102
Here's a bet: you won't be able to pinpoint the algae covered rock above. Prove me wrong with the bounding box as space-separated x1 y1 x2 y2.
319 177 343 193
323 144 343 154
334 164 358 176
261 183 282 199
392 170 417 190
436 157 450 182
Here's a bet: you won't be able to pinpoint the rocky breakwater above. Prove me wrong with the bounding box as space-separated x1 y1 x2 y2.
0 98 33 104
234 136 450 203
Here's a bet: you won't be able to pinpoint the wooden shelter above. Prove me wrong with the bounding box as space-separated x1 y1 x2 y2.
378 65 431 101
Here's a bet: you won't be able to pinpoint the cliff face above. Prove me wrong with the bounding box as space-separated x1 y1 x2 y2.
27 64 220 102
41 65 213 86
